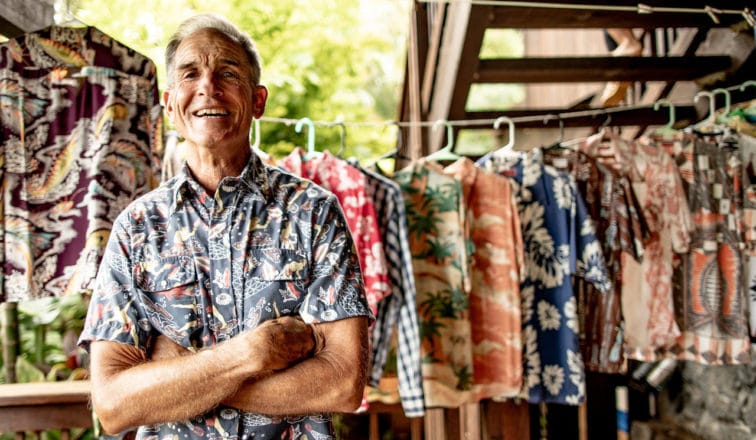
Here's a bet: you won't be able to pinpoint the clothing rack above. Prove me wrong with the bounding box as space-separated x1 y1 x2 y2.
260 80 754 130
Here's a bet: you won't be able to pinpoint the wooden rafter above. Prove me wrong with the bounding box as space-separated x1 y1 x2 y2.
475 55 731 83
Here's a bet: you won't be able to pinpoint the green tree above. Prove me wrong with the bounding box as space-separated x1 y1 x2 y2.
65 0 408 160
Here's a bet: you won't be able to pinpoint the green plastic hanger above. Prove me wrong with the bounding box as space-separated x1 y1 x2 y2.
711 88 733 123
295 117 318 159
652 99 678 139
425 120 461 162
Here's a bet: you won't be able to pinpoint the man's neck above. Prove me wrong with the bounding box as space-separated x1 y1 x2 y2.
185 145 251 193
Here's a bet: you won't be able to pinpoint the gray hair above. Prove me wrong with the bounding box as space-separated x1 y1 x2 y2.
165 13 262 88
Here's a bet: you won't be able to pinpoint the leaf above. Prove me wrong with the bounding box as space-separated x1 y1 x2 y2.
15 355 46 383
18 297 60 326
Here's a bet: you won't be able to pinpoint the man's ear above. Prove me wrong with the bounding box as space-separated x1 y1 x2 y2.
163 89 174 120
253 85 268 119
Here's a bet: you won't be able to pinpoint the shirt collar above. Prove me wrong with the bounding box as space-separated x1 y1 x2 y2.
170 151 272 213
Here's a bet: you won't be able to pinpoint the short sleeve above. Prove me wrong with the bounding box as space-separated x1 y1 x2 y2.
77 213 152 352
300 195 373 324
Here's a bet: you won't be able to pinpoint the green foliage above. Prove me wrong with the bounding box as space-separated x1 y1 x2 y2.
66 0 409 161
0 294 88 384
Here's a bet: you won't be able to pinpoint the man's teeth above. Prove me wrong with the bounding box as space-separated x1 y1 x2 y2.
195 109 229 116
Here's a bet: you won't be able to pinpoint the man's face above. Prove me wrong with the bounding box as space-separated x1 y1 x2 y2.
163 29 267 153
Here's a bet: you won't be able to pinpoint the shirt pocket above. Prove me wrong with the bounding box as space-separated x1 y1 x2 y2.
133 256 202 347
243 248 310 327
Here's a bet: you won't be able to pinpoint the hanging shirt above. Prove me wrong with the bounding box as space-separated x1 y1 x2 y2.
278 148 391 315
0 25 163 303
79 153 373 439
665 131 750 365
355 163 425 417
740 133 756 339
395 159 474 408
444 157 524 400
562 145 649 374
478 149 611 405
622 135 693 361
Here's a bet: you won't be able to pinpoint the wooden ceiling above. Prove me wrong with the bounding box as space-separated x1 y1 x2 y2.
397 0 756 156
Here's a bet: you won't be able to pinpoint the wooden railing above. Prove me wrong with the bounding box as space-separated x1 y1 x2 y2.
0 380 92 438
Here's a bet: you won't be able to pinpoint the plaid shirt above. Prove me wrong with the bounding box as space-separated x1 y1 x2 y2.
358 165 425 417
79 153 372 439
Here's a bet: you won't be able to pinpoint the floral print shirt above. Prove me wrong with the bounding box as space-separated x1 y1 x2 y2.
79 153 372 439
278 149 391 316
478 149 610 405
622 136 692 361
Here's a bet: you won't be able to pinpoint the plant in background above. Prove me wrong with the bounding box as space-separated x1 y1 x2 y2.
0 293 88 384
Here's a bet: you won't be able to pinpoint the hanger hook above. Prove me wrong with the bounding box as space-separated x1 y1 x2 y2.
493 116 515 150
251 117 261 150
694 90 717 125
334 120 347 157
388 120 403 153
711 88 731 115
543 114 564 144
295 117 316 154
653 99 676 129
740 80 756 91
432 119 454 150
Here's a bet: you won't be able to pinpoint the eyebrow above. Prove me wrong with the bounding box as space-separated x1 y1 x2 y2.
176 57 242 72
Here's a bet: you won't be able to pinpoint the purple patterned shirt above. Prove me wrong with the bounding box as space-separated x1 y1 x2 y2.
79 152 371 439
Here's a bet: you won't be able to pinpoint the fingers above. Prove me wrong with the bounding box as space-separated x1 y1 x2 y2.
253 316 318 371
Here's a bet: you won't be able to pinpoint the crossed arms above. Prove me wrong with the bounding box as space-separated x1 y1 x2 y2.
89 316 368 434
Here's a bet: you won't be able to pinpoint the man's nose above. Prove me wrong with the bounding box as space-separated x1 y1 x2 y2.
197 71 222 96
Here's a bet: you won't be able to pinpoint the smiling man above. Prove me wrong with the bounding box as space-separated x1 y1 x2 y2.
78 13 372 439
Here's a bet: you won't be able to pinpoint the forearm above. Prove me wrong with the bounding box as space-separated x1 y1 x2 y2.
90 338 262 434
222 318 369 415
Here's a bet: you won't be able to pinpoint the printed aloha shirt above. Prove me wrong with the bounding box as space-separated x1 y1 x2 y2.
78 152 372 439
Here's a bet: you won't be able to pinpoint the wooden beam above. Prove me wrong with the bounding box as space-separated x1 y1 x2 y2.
488 0 752 29
426 3 493 153
0 0 54 38
475 56 731 83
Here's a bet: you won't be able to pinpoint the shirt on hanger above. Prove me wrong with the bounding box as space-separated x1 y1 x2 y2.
622 135 692 361
0 25 163 303
566 144 650 374
278 148 391 316
444 157 524 400
665 132 750 365
356 163 425 417
395 159 474 408
478 149 611 405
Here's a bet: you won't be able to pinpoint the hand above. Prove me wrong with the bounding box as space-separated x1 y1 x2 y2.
252 316 320 371
149 334 190 361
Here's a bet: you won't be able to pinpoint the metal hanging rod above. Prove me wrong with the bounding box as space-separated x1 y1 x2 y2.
415 0 754 26
260 81 752 129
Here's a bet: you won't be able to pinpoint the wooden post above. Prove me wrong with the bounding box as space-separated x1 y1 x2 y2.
2 302 20 384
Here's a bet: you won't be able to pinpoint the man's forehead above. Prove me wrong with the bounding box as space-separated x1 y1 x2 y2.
175 29 247 63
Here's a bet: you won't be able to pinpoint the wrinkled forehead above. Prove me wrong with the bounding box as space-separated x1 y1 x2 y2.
175 28 249 67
